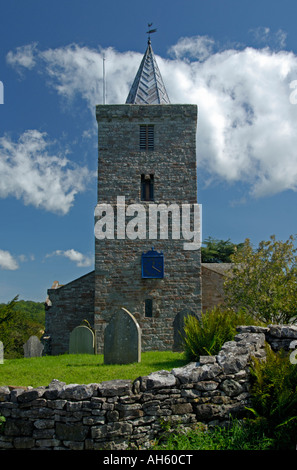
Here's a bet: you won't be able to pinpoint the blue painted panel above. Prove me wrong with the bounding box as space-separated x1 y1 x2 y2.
141 248 164 278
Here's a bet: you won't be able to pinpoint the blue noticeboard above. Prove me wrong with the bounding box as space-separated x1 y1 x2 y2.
141 248 164 279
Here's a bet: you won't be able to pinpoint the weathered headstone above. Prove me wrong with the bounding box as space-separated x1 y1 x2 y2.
173 309 198 351
69 325 95 354
0 341 3 364
23 336 44 358
104 308 141 364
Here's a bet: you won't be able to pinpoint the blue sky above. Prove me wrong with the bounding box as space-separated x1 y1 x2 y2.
1 0 297 302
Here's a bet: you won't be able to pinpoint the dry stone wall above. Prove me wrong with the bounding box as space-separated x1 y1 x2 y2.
0 325 296 450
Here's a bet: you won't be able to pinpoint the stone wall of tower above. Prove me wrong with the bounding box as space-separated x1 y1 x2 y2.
94 104 201 354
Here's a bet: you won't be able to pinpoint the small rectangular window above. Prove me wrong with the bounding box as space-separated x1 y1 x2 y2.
140 125 154 151
141 174 154 201
145 299 153 317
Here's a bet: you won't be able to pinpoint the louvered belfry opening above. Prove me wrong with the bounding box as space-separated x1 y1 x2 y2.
140 124 154 150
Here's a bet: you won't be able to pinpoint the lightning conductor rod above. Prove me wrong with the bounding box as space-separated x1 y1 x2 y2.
103 53 106 104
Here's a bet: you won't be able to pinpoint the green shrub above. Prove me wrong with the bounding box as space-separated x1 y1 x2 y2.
0 416 5 435
151 419 274 450
248 347 297 449
182 307 259 361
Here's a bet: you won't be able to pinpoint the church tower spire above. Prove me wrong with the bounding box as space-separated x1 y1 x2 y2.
126 39 170 105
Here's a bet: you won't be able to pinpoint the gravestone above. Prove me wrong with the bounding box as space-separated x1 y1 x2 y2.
0 341 3 364
104 308 141 364
23 336 44 358
69 325 95 354
173 309 198 351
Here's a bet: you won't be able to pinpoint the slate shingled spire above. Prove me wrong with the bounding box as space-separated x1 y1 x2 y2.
126 40 170 105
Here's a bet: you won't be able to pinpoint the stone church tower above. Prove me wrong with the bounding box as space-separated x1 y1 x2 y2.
44 39 201 355
94 39 201 353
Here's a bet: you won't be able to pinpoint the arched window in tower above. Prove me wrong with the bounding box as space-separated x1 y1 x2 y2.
141 174 154 201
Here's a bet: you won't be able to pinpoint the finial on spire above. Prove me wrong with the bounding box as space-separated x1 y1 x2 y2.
146 23 157 43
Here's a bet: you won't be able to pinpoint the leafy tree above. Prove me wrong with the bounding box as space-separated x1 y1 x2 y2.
201 237 244 263
0 297 45 358
10 300 45 325
224 235 297 324
0 296 20 353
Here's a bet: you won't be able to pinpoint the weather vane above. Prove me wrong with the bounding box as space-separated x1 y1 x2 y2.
146 23 157 42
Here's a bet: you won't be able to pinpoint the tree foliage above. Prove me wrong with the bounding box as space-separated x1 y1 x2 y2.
0 297 45 358
201 237 244 263
224 235 297 324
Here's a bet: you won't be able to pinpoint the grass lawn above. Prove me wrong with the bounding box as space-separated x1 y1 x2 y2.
0 351 188 388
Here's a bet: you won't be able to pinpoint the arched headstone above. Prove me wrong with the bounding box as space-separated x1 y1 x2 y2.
23 336 44 358
69 325 95 354
173 309 198 351
104 308 141 364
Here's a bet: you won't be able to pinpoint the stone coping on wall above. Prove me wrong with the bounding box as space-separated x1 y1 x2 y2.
0 325 296 450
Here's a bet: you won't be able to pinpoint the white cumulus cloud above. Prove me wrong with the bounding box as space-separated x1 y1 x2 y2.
249 27 287 50
0 250 19 270
46 249 93 267
6 43 38 71
6 34 297 200
168 35 215 61
6 43 142 111
0 129 94 214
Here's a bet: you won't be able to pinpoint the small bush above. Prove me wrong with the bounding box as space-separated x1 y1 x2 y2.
182 307 259 361
248 347 297 449
0 416 5 435
151 419 274 450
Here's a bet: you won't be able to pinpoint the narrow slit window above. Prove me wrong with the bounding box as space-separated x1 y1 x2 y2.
140 125 154 151
141 174 154 201
145 299 153 317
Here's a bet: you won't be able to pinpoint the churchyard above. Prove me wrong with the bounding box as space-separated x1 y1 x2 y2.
0 307 188 388
1 300 297 450
1 323 297 450
0 348 187 388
